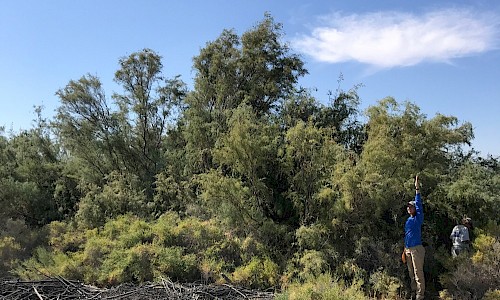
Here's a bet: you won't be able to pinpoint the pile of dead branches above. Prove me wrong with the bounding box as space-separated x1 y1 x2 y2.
0 277 275 299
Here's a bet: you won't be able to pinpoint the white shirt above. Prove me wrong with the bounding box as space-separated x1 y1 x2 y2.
450 224 470 247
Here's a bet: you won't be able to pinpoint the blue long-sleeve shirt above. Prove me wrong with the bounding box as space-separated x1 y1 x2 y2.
405 193 423 248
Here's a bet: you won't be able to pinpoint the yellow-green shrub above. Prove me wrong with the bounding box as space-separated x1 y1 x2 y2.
483 289 500 300
172 217 224 252
232 256 279 289
48 221 86 252
153 246 198 282
199 257 225 283
276 273 365 300
298 250 328 279
295 224 329 250
151 211 180 246
440 233 500 299
1 218 46 276
15 247 82 281
369 269 402 299
0 236 21 276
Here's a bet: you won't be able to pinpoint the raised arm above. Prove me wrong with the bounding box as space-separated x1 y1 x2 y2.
414 175 423 223
415 175 420 195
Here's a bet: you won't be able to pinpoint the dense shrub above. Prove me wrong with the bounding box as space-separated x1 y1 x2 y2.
0 236 21 277
153 246 198 282
14 213 247 286
0 219 46 277
439 233 500 299
276 273 365 300
369 269 403 299
1 32 498 299
232 256 280 289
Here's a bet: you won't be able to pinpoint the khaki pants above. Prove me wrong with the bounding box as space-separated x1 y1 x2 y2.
405 245 425 299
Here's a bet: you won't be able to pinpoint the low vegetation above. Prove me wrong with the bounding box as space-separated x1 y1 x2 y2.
0 14 498 299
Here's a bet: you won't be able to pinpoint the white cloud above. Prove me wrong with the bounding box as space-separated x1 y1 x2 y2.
292 8 499 68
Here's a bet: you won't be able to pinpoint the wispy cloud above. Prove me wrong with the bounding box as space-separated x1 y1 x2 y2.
292 8 499 68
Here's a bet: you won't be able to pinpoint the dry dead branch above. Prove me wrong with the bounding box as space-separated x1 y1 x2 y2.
0 277 275 299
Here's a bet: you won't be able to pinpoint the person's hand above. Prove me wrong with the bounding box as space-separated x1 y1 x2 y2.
415 175 419 190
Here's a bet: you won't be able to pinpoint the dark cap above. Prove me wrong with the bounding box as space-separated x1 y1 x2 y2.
462 217 472 225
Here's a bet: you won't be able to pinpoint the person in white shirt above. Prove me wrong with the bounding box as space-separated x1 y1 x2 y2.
450 217 473 257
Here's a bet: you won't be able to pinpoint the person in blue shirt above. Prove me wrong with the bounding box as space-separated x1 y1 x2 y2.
403 175 425 300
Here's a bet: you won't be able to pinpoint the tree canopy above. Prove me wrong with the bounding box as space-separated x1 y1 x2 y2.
0 14 498 299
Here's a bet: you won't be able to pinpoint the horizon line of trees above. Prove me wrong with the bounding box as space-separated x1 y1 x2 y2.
1 14 498 299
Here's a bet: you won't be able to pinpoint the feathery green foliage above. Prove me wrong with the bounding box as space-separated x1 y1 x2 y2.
1 13 498 299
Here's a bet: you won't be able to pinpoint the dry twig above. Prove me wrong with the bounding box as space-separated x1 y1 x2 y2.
0 278 275 299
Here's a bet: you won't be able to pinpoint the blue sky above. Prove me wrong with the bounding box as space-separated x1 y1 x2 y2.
1 0 499 156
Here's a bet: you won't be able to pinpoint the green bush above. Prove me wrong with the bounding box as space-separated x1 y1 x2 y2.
298 250 328 279
48 221 86 252
240 235 266 261
0 218 46 276
199 257 225 283
204 239 242 270
99 244 156 285
232 256 280 289
295 224 329 251
172 217 224 251
15 247 83 281
153 246 198 282
440 233 500 299
369 269 402 299
483 289 500 300
276 273 365 300
75 173 148 229
102 215 152 248
151 211 181 246
336 259 367 284
0 236 21 276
